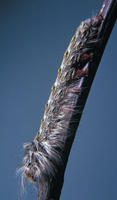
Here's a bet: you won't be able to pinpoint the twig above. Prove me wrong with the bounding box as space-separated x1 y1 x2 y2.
20 0 117 200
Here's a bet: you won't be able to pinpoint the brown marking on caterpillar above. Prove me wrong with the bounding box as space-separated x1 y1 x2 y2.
77 62 89 77
77 68 89 77
80 52 94 62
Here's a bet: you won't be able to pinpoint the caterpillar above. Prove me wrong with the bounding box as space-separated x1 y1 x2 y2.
20 14 104 199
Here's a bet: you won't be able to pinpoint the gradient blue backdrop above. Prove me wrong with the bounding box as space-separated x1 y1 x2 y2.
0 0 117 199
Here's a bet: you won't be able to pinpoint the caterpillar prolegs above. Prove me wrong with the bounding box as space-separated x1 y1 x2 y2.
20 2 114 198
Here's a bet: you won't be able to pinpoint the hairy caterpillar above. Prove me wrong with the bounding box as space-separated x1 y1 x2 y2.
20 13 104 199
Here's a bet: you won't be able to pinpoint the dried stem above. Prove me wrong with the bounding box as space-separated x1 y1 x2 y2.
21 0 117 200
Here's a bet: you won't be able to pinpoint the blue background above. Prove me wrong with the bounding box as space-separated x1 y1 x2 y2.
0 0 117 199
